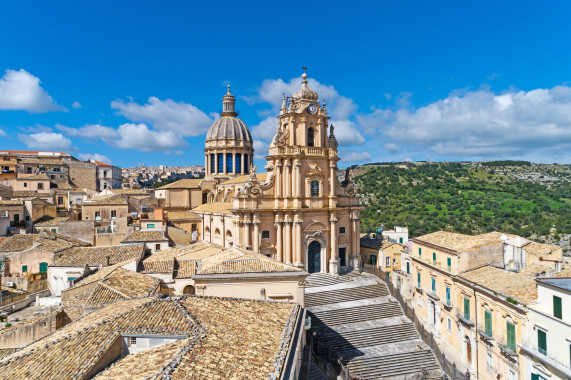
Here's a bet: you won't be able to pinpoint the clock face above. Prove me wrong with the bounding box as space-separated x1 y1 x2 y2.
307 103 317 114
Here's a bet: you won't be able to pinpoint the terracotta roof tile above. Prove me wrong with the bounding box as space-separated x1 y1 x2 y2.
460 265 538 304
219 173 267 185
413 231 509 253
121 230 168 243
53 244 145 267
167 211 200 220
158 179 203 189
191 202 234 214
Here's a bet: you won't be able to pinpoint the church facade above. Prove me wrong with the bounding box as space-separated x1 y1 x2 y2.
193 71 361 274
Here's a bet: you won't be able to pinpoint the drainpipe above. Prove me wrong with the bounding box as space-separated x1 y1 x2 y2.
473 287 479 379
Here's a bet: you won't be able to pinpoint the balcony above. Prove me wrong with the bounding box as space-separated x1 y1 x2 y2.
476 324 494 342
497 336 518 360
268 145 333 157
519 340 571 377
442 299 453 311
426 290 440 301
455 308 474 327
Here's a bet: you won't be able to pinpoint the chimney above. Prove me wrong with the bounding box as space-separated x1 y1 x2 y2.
106 256 110 266
154 208 164 220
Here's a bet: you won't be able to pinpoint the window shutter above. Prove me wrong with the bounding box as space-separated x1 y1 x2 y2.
485 310 492 336
506 322 515 352
464 298 470 320
553 296 562 319
537 329 547 354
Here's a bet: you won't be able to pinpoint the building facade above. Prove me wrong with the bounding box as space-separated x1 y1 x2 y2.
194 71 361 274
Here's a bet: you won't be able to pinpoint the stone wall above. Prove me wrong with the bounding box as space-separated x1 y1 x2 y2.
59 220 95 245
0 310 68 349
458 241 503 272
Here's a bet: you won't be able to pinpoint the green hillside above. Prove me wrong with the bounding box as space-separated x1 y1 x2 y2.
352 162 571 239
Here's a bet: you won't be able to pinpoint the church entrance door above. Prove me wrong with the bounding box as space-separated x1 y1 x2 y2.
308 241 321 273
339 247 346 267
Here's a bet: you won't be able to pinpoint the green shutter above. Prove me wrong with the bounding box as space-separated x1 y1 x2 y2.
531 374 539 380
447 257 451 271
484 310 492 336
553 296 562 319
417 273 421 288
506 322 516 352
433 252 436 264
431 278 435 291
39 262 48 273
419 248 422 257
538 329 546 355
464 298 470 320
445 287 450 304
22 265 27 273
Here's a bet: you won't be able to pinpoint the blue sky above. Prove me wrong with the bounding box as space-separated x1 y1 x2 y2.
1 1 571 168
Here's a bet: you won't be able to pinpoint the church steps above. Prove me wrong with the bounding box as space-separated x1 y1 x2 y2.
305 284 388 307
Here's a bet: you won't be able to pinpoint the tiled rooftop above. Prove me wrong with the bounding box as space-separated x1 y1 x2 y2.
158 178 203 189
0 231 88 254
0 296 300 380
192 202 234 214
414 231 508 252
121 230 168 243
0 199 23 206
167 211 200 220
518 264 553 278
524 241 561 257
556 266 571 278
85 195 128 206
219 172 268 185
53 244 145 267
34 216 70 226
141 241 301 278
460 265 538 304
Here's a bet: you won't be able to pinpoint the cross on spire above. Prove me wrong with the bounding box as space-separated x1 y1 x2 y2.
302 66 307 74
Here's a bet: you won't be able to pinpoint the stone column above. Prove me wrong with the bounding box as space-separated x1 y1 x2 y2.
293 160 300 197
253 215 260 253
233 219 240 247
284 160 291 198
275 217 283 262
294 216 303 267
205 154 208 175
275 161 282 197
223 150 227 175
329 161 336 197
329 215 339 274
241 151 245 174
350 213 361 271
284 216 292 264
232 152 236 175
244 214 251 249
214 151 218 175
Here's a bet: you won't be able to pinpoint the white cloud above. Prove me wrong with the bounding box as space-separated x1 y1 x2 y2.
19 132 73 151
247 75 364 146
253 139 269 160
78 153 111 163
340 151 371 163
111 96 212 137
251 117 278 142
384 142 400 154
58 123 187 153
0 129 6 137
72 101 83 109
0 69 61 112
378 85 571 158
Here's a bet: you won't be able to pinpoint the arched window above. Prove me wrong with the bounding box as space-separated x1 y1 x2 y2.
226 153 233 173
311 180 319 197
214 228 221 238
226 230 233 239
183 285 195 295
235 153 242 174
244 154 249 173
210 153 215 174
307 128 315 147
217 153 224 173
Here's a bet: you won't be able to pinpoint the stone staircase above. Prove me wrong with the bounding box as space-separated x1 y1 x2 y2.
306 270 442 379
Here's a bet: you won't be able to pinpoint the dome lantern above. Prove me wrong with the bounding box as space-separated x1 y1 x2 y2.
221 84 237 117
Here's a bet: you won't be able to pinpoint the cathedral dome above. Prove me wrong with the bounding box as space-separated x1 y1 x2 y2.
205 85 253 143
206 116 252 142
